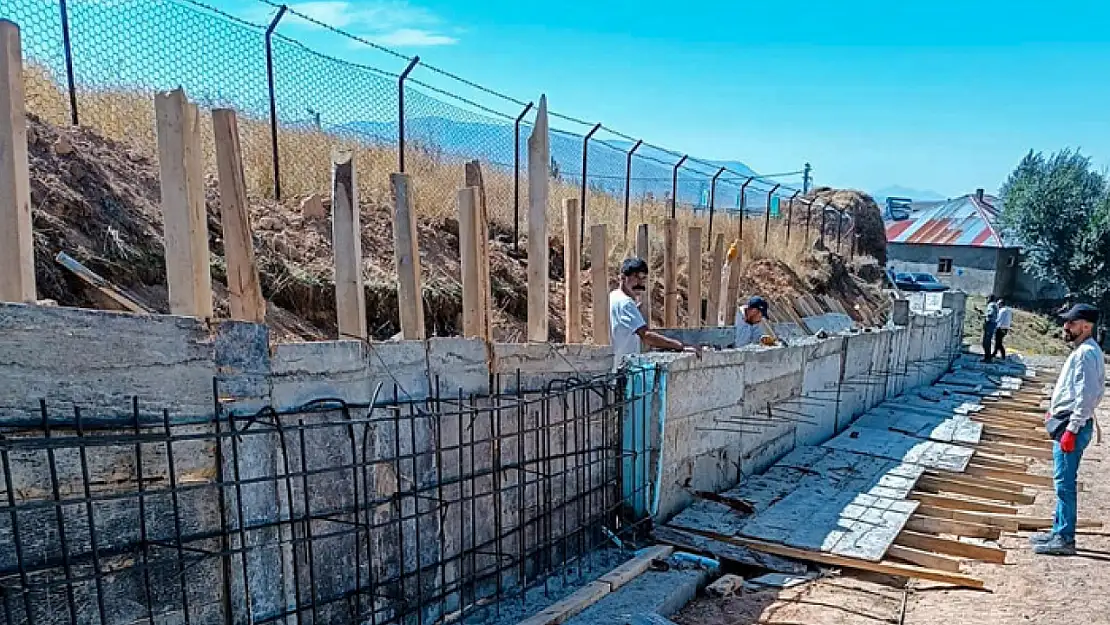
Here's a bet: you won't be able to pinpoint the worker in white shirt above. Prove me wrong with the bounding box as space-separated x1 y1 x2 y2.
1032 304 1106 556
609 257 701 369
992 299 1013 360
734 296 775 347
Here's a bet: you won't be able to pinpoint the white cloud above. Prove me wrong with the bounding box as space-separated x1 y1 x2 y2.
370 28 458 47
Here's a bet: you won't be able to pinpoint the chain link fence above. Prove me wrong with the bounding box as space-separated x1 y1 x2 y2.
5 0 810 256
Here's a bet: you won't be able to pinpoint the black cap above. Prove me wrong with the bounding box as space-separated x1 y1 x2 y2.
620 257 649 277
747 296 769 316
1060 303 1099 324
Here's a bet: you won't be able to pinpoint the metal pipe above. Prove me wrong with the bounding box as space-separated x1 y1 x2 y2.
706 167 726 251
623 139 644 241
580 123 602 250
59 0 79 126
265 5 288 199
670 155 689 218
738 176 754 242
762 183 782 246
784 190 800 245
512 101 534 254
397 56 421 173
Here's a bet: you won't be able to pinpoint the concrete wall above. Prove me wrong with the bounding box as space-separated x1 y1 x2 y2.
637 303 963 522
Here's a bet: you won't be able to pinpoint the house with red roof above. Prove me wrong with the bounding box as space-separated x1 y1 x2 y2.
885 189 1065 300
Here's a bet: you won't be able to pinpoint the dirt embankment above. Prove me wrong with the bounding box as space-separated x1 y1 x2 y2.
25 114 887 341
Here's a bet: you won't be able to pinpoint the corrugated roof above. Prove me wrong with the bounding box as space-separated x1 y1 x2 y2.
884 193 1013 248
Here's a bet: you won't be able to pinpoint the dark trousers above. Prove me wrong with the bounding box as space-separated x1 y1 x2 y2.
981 323 996 361
992 328 1009 359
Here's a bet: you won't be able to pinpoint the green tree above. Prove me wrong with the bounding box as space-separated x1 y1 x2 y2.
999 149 1110 310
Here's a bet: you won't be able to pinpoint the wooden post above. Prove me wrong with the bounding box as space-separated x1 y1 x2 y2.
591 224 610 345
564 198 582 343
663 218 678 327
457 187 482 338
706 234 725 326
464 161 491 341
687 226 702 328
155 88 212 317
724 241 743 324
635 223 651 324
0 21 35 302
527 95 550 342
331 149 367 340
391 172 425 339
212 109 266 323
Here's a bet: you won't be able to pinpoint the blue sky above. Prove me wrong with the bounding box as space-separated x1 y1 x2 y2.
12 0 1110 198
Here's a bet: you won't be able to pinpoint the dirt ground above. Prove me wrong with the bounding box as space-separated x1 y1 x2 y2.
674 395 1110 625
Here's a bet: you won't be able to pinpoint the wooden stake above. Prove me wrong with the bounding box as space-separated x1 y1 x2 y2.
591 224 610 346
212 109 266 324
457 187 482 338
330 149 366 341
391 172 425 339
0 21 35 303
705 234 725 326
687 227 702 328
724 243 743 324
663 218 678 327
155 88 212 318
527 96 549 342
564 198 582 343
635 223 651 324
464 160 492 341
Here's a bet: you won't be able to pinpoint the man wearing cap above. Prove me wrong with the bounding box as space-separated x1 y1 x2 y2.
609 257 701 368
734 296 774 347
1032 304 1106 556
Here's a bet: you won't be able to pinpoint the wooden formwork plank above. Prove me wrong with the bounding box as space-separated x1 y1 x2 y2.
563 198 582 342
590 224 610 346
895 530 1006 564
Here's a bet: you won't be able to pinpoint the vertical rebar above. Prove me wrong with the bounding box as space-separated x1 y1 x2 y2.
623 139 644 241
43 401 79 624
580 123 602 250
74 407 109 625
397 56 421 173
59 0 78 126
707 167 726 250
265 5 287 200
670 155 689 218
513 102 534 253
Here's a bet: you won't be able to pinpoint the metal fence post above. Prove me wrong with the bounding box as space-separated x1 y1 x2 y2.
706 167 725 251
738 176 753 243
802 199 814 244
623 139 643 243
580 123 601 250
397 56 420 173
513 101 534 254
784 190 799 244
59 0 78 126
670 155 688 219
762 183 781 246
264 5 287 200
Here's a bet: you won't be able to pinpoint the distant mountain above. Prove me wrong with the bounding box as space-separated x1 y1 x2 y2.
872 185 946 203
333 116 777 210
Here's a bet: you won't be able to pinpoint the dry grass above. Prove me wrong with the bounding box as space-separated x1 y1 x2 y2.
22 64 823 276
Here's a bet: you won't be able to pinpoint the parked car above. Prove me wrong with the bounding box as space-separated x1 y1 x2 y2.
889 271 950 292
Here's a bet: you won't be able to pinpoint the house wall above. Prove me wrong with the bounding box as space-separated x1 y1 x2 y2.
887 242 1003 297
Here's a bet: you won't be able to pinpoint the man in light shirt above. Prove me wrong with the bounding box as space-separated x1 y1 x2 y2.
981 295 999 363
609 257 700 368
992 299 1013 360
734 296 773 347
1032 304 1105 556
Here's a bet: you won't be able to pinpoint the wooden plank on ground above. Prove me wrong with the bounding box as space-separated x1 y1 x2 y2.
978 440 1053 460
597 545 673 591
964 464 1053 488
590 224 610 345
686 530 985 589
516 580 610 625
908 492 1019 515
916 475 1034 505
54 252 150 313
563 198 582 342
458 187 482 338
0 20 36 303
904 515 1001 540
652 526 808 575
895 530 1006 564
391 172 425 339
331 149 367 340
527 96 550 342
687 226 702 328
915 505 1021 531
705 234 725 326
212 109 266 324
887 544 964 573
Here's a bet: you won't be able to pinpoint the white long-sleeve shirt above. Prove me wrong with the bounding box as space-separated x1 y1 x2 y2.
996 306 1013 329
734 305 768 347
1048 337 1106 433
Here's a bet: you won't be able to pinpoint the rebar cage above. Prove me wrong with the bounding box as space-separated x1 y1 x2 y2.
0 367 658 625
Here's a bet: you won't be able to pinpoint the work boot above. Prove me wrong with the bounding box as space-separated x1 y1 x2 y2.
1032 535 1076 556
1028 531 1056 545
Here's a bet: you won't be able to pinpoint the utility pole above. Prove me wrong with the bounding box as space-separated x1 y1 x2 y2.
803 162 812 194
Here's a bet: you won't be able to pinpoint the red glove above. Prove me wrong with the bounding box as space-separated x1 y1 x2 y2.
1060 430 1077 453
